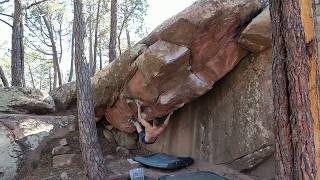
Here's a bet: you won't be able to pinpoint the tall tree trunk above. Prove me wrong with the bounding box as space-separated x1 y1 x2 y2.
11 0 25 87
28 64 35 88
269 0 320 179
126 27 131 49
0 66 9 87
69 21 75 82
92 0 101 76
109 0 117 63
42 15 62 88
73 0 107 179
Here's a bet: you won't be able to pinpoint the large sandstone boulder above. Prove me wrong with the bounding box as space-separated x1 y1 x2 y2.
51 44 147 116
53 0 268 133
0 87 55 114
106 0 267 133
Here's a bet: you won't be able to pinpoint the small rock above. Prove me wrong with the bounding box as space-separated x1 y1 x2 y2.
106 125 113 130
67 123 76 132
103 129 116 144
60 172 69 180
52 146 71 156
105 155 115 160
59 138 68 146
52 154 76 168
116 146 129 155
112 129 137 149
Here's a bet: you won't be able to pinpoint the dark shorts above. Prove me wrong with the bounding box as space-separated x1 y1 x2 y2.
138 131 156 144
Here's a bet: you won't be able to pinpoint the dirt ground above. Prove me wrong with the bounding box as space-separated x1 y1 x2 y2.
15 120 151 180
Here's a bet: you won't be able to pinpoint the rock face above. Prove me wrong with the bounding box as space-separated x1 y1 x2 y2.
0 87 55 114
0 114 75 179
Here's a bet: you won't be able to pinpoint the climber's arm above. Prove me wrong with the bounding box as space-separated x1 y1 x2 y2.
136 100 151 128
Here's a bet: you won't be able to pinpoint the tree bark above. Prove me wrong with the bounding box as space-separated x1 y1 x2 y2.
11 0 25 87
73 0 108 179
0 66 9 87
109 0 117 63
42 15 62 88
88 11 93 75
269 0 320 179
92 0 101 76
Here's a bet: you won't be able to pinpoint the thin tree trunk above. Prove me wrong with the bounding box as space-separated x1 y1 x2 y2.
117 32 122 55
109 0 117 63
53 68 57 89
49 68 52 92
0 66 9 87
42 15 62 87
126 27 131 49
58 19 63 64
73 0 107 179
88 12 93 75
11 0 25 87
99 43 102 70
39 69 42 90
68 21 75 82
269 0 319 179
28 64 35 88
92 0 101 76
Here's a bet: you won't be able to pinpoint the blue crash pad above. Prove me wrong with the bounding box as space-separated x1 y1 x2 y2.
133 153 193 170
158 171 225 180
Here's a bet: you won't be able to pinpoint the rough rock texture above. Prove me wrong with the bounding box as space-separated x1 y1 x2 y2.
52 154 78 168
0 114 75 179
146 49 275 179
0 114 75 150
238 7 271 52
0 125 21 180
0 87 55 114
111 129 137 149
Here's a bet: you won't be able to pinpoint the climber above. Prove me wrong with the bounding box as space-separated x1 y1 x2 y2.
129 100 173 144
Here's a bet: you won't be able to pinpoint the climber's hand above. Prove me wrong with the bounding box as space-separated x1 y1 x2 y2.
135 99 143 107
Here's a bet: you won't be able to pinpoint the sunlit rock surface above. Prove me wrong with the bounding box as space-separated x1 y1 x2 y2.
0 87 55 114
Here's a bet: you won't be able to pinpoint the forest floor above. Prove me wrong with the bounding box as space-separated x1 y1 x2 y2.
13 114 255 180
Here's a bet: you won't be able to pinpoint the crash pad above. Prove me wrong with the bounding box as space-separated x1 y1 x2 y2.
133 153 193 170
158 171 225 180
